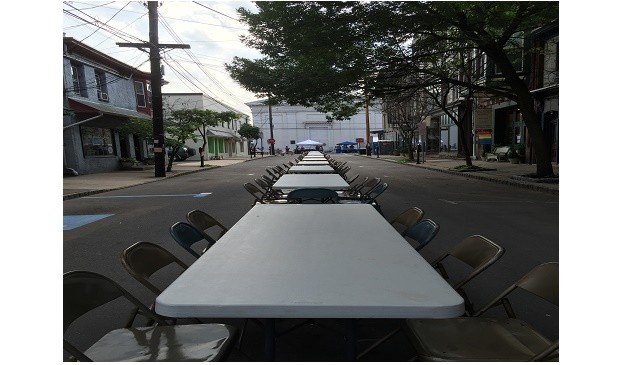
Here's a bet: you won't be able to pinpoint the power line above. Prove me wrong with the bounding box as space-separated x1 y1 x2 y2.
78 1 130 43
192 1 241 22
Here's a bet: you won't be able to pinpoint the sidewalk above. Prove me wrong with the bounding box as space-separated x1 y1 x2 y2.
63 156 265 200
63 154 558 200
365 154 559 194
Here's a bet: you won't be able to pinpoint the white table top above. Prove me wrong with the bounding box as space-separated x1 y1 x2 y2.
155 204 464 319
297 160 331 165
272 174 349 190
306 151 323 156
288 165 336 173
301 156 328 161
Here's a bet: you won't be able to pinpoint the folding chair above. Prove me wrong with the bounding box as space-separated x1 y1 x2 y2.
403 262 559 361
402 218 440 252
63 270 237 362
286 188 340 204
389 207 425 234
186 209 229 242
169 221 214 259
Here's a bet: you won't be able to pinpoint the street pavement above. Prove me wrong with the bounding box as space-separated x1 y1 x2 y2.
64 153 558 199
62 153 559 361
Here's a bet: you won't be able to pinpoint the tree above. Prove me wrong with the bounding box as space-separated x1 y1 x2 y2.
238 123 261 157
164 109 206 172
229 1 558 176
116 117 153 159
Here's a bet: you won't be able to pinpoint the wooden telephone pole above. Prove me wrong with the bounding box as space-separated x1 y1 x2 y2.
117 1 189 177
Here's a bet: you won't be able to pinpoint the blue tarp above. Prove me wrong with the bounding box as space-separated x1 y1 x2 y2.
336 141 357 145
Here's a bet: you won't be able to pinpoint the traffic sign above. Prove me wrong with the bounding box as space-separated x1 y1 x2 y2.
267 138 275 144
355 138 364 143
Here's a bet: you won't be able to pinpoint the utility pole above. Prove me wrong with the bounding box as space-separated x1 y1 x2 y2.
365 97 371 156
268 93 275 155
117 1 189 177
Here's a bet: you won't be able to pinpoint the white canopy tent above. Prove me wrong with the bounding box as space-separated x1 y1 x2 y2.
296 139 323 146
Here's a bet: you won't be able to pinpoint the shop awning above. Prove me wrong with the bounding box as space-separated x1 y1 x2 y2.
68 97 152 120
206 129 236 138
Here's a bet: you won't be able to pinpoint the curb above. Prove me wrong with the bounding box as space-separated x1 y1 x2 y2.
362 156 558 195
62 166 218 201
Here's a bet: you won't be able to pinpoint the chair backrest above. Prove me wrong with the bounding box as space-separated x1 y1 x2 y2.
286 188 339 204
432 235 505 289
390 207 425 234
346 173 359 184
169 221 213 259
348 176 368 193
402 218 440 251
266 168 279 180
244 182 266 205
64 270 165 333
63 270 167 360
187 209 228 242
474 262 559 316
120 241 189 295
364 182 388 202
359 177 382 197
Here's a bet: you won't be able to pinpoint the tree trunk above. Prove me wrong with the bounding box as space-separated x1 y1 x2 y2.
458 124 473 166
484 46 554 177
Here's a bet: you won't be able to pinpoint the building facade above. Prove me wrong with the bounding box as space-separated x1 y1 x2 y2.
63 36 153 175
245 100 383 153
162 93 249 159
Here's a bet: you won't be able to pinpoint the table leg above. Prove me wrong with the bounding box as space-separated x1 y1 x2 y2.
263 318 276 361
344 318 357 361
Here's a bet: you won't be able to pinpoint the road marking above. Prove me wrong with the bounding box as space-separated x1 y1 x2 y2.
82 193 212 199
439 199 558 205
64 214 113 230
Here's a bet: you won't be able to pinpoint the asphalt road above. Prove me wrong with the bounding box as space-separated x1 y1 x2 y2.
63 154 559 361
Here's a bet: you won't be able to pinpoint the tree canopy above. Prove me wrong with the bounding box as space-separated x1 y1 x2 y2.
227 1 558 176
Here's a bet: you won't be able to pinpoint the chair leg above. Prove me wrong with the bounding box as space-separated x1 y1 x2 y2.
458 288 474 315
356 327 401 360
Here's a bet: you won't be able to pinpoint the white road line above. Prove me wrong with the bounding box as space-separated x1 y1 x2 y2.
82 193 212 199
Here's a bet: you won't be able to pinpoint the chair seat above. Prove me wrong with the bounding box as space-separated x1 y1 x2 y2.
404 317 552 361
84 323 236 361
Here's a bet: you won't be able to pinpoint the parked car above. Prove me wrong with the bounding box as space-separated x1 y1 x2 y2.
167 145 196 161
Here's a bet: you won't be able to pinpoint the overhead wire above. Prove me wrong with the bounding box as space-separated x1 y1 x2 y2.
79 1 131 43
63 1 254 116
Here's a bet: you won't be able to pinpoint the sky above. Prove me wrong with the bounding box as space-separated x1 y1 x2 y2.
62 1 264 119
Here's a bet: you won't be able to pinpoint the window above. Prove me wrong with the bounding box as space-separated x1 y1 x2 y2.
134 81 146 107
70 63 87 96
80 126 115 157
146 83 152 106
95 70 108 101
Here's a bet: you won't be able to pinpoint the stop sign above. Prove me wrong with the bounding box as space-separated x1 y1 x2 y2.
267 138 275 144
355 138 364 143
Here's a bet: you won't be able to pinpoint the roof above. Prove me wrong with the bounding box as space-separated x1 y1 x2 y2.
68 97 152 120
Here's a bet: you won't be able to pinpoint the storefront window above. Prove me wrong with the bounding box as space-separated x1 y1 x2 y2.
81 126 115 157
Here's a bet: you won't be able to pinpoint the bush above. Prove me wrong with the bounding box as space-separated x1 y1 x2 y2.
120 157 138 164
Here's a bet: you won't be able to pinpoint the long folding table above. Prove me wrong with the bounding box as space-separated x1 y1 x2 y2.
272 174 349 191
155 204 464 361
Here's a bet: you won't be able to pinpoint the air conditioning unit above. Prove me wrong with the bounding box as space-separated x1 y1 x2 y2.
98 91 109 101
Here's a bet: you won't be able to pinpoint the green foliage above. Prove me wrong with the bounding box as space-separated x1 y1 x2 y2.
116 117 153 142
238 123 261 140
119 157 138 164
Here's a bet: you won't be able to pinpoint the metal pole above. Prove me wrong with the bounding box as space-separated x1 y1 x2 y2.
268 95 275 155
365 99 371 156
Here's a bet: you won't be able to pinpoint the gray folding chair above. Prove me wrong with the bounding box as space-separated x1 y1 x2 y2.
402 218 440 252
403 262 559 361
63 270 237 362
389 207 425 234
286 188 340 204
186 209 228 243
